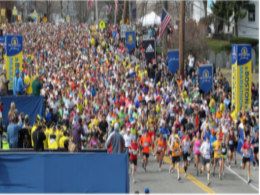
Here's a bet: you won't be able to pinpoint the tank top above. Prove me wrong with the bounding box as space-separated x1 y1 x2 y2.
170 134 175 146
194 140 201 154
252 137 259 148
172 142 180 157
204 130 211 141
157 138 164 152
245 129 250 138
228 133 234 146
183 139 190 154
221 142 227 155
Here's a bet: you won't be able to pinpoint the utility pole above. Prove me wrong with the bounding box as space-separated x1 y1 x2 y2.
123 0 127 24
114 4 116 25
179 0 185 76
95 0 98 24
128 0 131 25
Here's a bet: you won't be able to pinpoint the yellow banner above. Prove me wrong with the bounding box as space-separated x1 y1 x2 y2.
66 15 70 23
6 52 23 90
18 15 21 21
1 9 5 16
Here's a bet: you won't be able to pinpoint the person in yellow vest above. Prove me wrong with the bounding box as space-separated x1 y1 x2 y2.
2 131 9 150
25 69 34 95
169 135 181 181
31 119 39 148
43 125 49 149
48 134 58 149
59 131 68 148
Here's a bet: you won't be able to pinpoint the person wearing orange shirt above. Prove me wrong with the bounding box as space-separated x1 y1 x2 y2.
155 132 167 171
139 129 151 172
169 134 181 181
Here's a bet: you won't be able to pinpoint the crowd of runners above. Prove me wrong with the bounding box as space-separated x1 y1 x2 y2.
0 21 258 187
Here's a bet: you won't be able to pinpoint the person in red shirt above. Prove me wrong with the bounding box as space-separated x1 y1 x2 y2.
139 129 151 172
129 137 138 183
241 135 252 184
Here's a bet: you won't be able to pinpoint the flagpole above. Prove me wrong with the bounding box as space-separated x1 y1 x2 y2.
95 0 98 24
114 5 116 25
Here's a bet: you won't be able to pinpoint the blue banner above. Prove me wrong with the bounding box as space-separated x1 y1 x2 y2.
5 35 23 56
0 35 5 43
1 96 44 126
236 129 254 163
168 50 179 75
0 153 129 193
125 31 135 51
199 65 213 94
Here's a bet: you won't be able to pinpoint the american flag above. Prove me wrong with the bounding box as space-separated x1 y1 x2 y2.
108 4 112 14
159 8 172 40
114 0 118 13
87 0 94 10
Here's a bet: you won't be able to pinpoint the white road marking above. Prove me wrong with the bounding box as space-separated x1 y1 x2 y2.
224 164 259 192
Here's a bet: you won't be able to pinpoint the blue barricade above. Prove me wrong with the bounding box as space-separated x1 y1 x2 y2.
0 153 129 193
1 96 44 125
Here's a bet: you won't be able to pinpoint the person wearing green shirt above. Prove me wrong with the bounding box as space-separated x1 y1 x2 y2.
32 77 43 95
118 107 126 128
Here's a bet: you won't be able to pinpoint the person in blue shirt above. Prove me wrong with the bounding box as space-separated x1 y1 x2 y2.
202 124 211 141
13 70 19 95
91 86 96 97
209 129 216 166
148 27 153 38
160 123 170 140
178 125 185 140
17 71 29 95
129 111 135 123
7 115 23 148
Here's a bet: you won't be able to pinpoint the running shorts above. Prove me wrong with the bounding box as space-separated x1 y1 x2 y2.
214 156 222 163
222 154 227 159
234 141 238 148
143 152 149 158
253 147 259 154
228 145 234 152
242 157 251 164
130 159 137 166
172 156 180 164
183 152 191 162
149 132 155 138
203 157 211 166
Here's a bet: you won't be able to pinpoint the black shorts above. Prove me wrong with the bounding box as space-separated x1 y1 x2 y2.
242 157 251 164
203 158 210 166
183 152 191 161
254 147 259 154
143 152 149 158
99 134 105 143
229 145 234 152
234 141 238 148
172 156 180 164
130 159 137 166
210 152 214 159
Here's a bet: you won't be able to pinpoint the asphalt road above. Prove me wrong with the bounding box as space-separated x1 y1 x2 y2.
129 150 259 194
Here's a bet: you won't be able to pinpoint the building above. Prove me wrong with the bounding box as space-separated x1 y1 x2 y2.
192 0 259 40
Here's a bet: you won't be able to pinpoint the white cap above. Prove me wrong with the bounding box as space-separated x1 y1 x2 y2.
120 106 124 110
161 101 164 105
69 94 73 98
127 128 131 132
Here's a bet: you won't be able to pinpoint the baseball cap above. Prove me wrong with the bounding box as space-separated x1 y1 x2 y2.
145 188 150 194
211 129 215 134
174 134 179 139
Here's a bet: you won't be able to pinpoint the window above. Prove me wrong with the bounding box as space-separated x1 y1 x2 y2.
248 4 255 22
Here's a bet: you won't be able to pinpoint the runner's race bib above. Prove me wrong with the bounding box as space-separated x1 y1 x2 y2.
170 113 175 117
217 150 221 155
158 146 162 151
206 148 210 153
175 149 179 154
229 140 233 145
150 127 154 131
222 148 226 153
144 142 148 147
196 146 200 152
133 150 137 155
255 143 258 147
187 156 191 161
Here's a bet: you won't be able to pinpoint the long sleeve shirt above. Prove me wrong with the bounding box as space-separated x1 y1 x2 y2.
13 76 18 95
17 76 28 94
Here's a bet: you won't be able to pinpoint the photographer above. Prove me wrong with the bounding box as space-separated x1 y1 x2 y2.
32 125 46 152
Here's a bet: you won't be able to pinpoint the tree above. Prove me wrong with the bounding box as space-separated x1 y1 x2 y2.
169 19 210 61
202 0 207 17
46 1 52 21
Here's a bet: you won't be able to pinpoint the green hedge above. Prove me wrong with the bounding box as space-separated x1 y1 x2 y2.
229 37 259 47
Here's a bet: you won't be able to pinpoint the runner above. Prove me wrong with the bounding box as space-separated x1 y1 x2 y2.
182 131 191 177
241 135 252 184
209 129 216 171
169 134 181 181
191 132 202 176
167 127 176 156
139 129 151 172
200 136 211 186
227 127 238 168
221 134 227 176
155 132 167 171
147 113 156 156
213 133 223 180
252 131 259 169
233 120 241 164
129 136 138 183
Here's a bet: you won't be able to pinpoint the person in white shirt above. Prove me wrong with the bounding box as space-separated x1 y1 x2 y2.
124 128 132 148
201 117 212 132
200 136 211 186
49 97 59 115
188 54 194 73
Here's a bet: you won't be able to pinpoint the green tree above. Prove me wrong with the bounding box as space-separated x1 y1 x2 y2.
211 1 253 36
106 0 126 25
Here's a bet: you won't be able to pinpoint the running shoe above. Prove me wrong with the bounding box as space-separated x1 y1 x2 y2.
248 179 251 184
219 176 222 180
234 160 237 164
178 177 181 181
169 167 173 174
162 161 165 164
229 164 231 169
213 172 215 176
253 166 256 170
184 173 187 177
152 151 155 156
207 181 211 186
197 171 199 176
200 169 202 174
144 168 147 172
133 178 136 183
159 168 161 172
142 162 144 169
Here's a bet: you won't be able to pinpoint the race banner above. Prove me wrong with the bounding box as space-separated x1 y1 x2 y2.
143 38 156 63
5 35 23 90
231 45 237 117
232 44 252 113
168 50 179 75
199 64 213 94
125 31 135 51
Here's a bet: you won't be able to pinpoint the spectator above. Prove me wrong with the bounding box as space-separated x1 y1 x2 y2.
32 76 43 95
17 71 28 95
0 69 9 95
7 115 23 148
32 125 46 152
13 70 19 95
106 122 125 154
72 118 86 151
